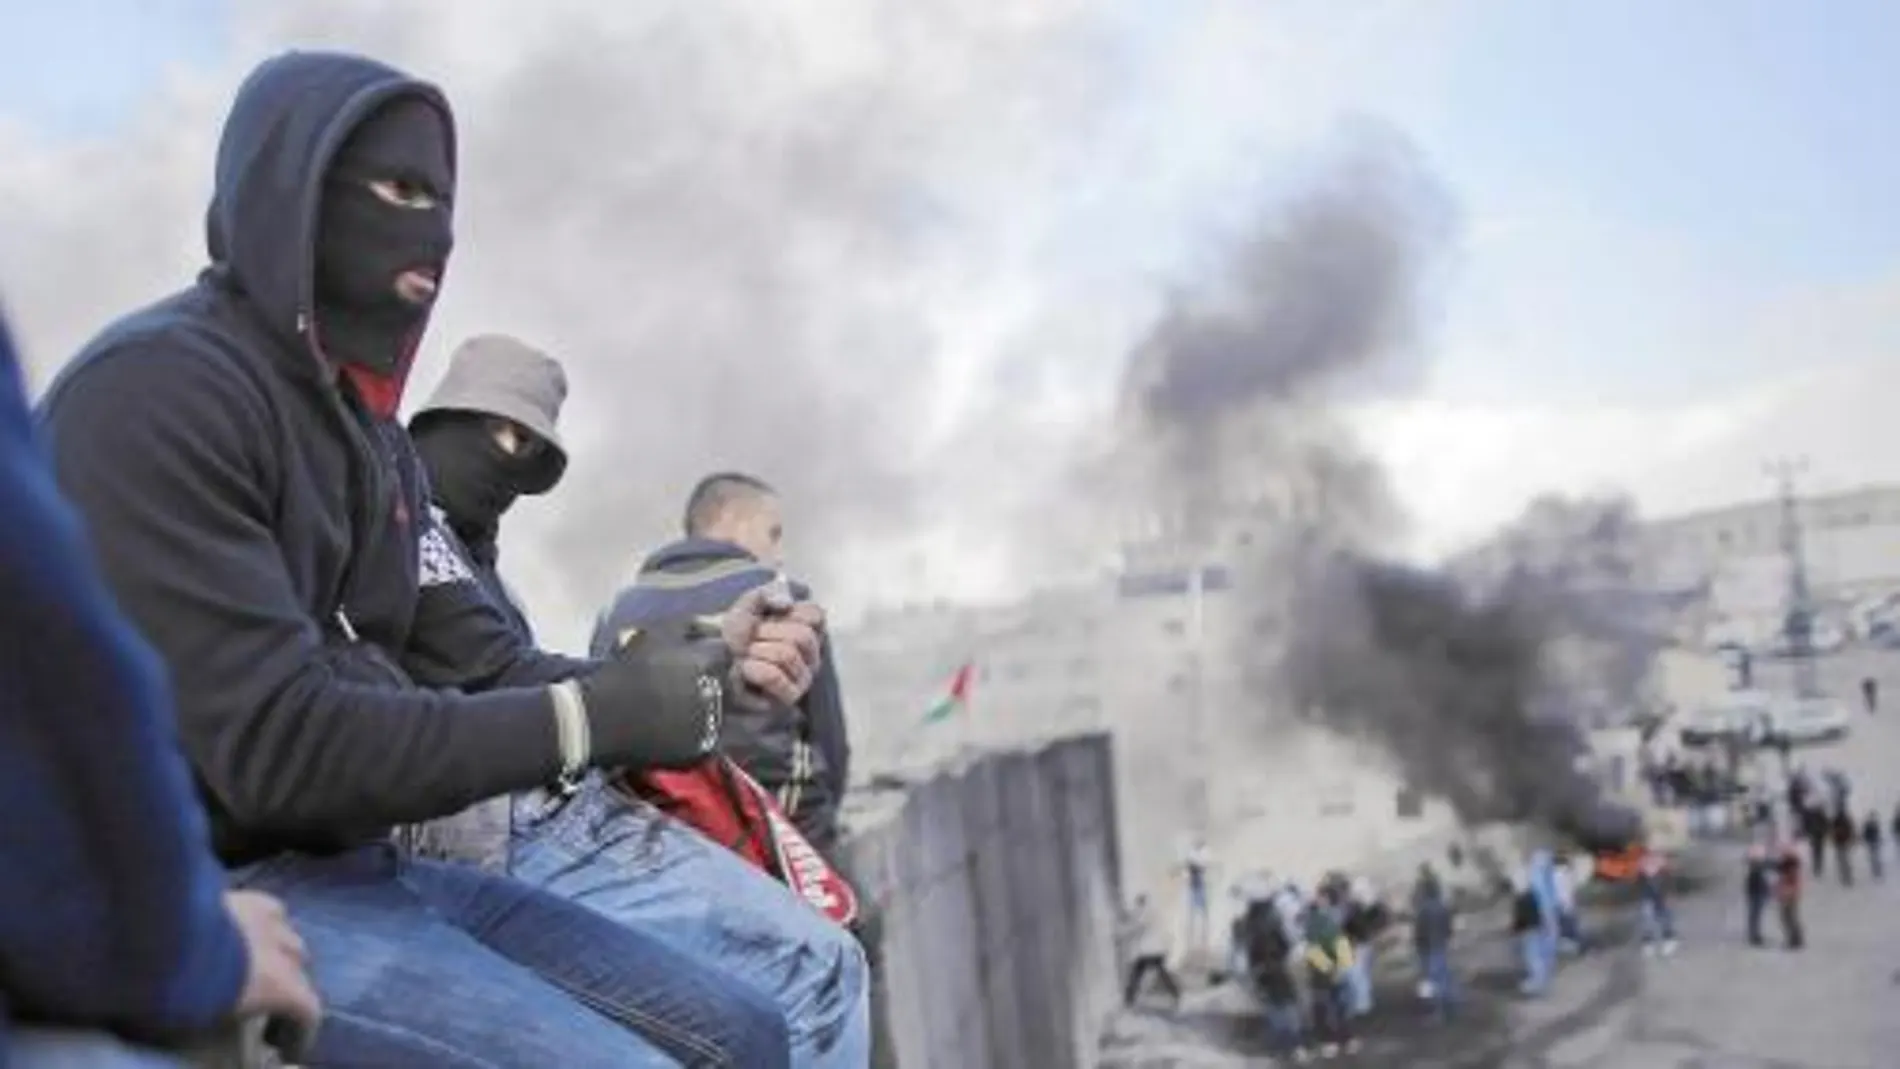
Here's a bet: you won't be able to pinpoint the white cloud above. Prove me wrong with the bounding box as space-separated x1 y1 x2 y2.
1362 385 1773 555
1364 275 1900 558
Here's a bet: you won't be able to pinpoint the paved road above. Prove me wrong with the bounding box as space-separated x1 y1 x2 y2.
1601 838 1900 1069
1595 646 1900 1069
1099 648 1900 1068
1454 646 1900 1068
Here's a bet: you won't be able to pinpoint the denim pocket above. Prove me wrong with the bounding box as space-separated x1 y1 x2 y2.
511 783 579 834
539 778 678 866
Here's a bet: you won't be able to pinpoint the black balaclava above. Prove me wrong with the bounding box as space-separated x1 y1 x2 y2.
411 413 537 561
313 97 454 374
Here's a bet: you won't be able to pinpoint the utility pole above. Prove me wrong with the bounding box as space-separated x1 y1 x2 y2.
1764 456 1819 698
1187 560 1212 839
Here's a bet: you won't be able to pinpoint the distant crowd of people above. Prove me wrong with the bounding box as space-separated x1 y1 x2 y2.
1117 837 1697 1063
1645 751 1744 814
1126 857 1486 1062
1494 845 1680 997
1120 866 1394 1061
1782 767 1895 888
1229 872 1392 1061
1735 765 1900 953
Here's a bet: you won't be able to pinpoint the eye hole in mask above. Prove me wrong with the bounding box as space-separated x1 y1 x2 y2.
366 176 445 211
486 417 549 461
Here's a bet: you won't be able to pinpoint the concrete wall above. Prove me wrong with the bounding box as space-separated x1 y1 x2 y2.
847 734 1124 1069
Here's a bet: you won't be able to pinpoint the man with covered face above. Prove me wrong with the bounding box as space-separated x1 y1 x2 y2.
38 50 828 1068
406 336 871 1068
409 334 573 641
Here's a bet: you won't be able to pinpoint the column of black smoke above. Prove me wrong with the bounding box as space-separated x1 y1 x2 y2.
1121 123 1646 849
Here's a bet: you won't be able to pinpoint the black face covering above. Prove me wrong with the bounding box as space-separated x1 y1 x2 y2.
314 97 454 373
412 414 534 557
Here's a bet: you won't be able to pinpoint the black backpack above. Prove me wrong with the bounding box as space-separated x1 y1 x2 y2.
1242 901 1290 971
1510 889 1542 932
1241 901 1296 999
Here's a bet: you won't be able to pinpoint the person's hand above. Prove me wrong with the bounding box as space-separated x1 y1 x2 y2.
225 891 321 1049
719 586 824 706
578 632 732 769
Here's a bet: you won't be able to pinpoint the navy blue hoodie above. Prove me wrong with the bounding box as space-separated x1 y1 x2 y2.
592 538 851 848
0 308 246 1051
37 51 584 864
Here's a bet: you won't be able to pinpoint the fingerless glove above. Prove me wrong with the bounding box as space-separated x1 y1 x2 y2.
575 629 731 770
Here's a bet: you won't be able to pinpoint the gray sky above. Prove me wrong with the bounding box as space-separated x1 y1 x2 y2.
1 0 1892 650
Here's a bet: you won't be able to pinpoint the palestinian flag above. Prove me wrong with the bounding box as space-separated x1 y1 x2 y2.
923 661 975 724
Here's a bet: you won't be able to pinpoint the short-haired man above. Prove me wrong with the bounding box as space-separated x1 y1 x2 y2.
410 337 871 1066
594 472 853 856
38 50 815 1067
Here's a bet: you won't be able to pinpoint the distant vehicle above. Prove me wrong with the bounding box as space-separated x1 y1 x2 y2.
1811 620 1848 653
1772 695 1851 743
1675 691 1773 746
1677 690 1852 747
1760 620 1847 658
1849 593 1900 640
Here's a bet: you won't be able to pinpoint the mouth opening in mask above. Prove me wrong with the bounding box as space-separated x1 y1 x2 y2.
395 266 440 305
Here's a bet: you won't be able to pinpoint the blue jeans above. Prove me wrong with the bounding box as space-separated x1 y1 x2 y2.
1307 979 1351 1045
1342 945 1374 1016
1261 1001 1305 1051
1420 945 1456 1015
1558 910 1587 951
8 1030 186 1069
1640 897 1676 944
509 777 869 1069
1518 931 1553 994
232 843 789 1068
1185 880 1208 948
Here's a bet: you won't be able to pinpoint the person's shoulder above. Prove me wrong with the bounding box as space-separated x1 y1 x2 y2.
43 289 266 426
39 314 285 497
639 553 776 610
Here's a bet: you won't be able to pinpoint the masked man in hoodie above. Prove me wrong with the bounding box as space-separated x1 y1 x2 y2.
408 336 870 1068
37 50 829 1069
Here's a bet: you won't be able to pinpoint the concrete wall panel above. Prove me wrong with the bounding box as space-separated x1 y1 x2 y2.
851 734 1122 1069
